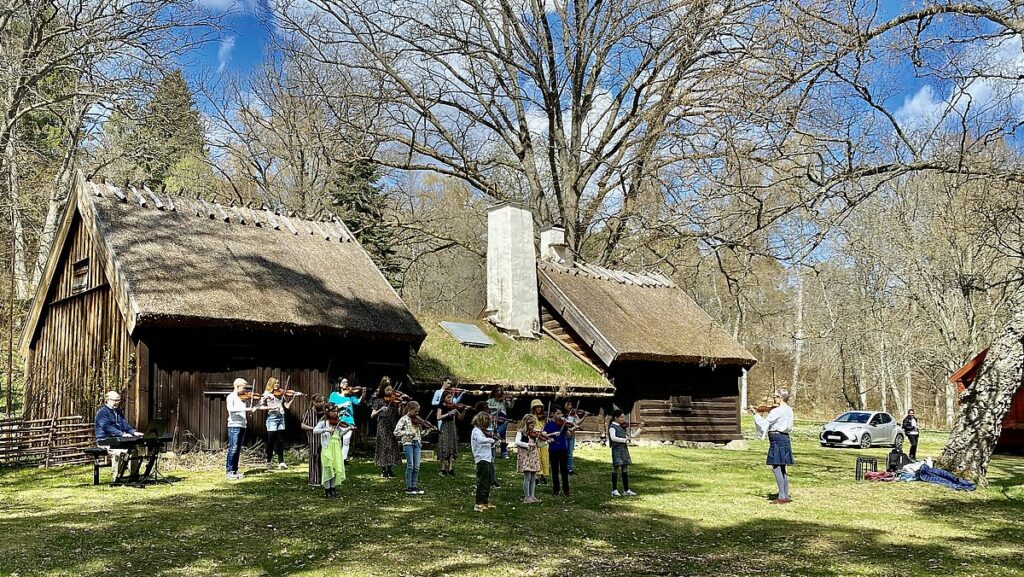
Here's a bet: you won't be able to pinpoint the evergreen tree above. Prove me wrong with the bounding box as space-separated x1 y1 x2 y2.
329 160 402 289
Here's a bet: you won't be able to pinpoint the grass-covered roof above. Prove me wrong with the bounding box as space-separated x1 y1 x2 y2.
409 316 613 396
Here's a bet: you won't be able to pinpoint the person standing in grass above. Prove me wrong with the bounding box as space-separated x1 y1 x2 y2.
436 391 465 476
514 414 542 503
300 394 326 486
225 378 261 481
394 401 427 495
530 400 550 485
749 389 794 504
314 410 349 498
471 411 497 511
609 409 639 497
544 408 570 496
258 377 294 470
902 408 920 460
370 377 403 479
328 377 366 463
487 387 514 458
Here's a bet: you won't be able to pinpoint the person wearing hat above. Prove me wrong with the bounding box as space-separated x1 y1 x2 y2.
530 399 550 485
226 378 262 480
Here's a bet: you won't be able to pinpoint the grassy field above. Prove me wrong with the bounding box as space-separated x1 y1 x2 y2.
2 421 1023 577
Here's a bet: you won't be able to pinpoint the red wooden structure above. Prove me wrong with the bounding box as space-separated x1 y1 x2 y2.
949 348 1024 452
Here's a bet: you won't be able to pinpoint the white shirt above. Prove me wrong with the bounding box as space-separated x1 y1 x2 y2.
754 405 794 438
471 428 495 463
226 392 248 428
609 425 628 443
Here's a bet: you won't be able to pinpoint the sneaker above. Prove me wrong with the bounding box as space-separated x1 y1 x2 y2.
277 462 288 470
611 490 622 497
226 472 238 480
439 470 447 477
406 489 417 495
474 504 486 512
415 488 426 495
624 490 637 496
492 483 501 489
569 470 575 475
483 504 497 510
235 472 245 480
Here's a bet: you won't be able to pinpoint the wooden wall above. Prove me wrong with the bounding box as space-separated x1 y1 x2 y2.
24 214 136 423
611 361 744 442
142 328 411 450
997 386 1024 453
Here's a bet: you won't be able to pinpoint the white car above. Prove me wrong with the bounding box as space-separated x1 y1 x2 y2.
819 411 904 449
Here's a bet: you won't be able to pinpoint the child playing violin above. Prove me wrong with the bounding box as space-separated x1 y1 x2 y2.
393 401 428 495
609 409 640 497
258 377 295 470
470 411 497 511
543 408 570 496
313 410 351 498
563 400 587 474
514 414 543 503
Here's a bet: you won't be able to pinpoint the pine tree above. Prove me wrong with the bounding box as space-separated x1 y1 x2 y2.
329 160 402 289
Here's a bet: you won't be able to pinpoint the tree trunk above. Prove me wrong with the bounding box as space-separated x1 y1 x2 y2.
5 128 30 300
938 284 1024 484
739 366 748 414
857 357 868 409
790 265 804 402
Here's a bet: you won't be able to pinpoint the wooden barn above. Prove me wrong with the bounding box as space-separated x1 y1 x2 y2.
19 173 426 449
950 348 1024 453
483 204 757 443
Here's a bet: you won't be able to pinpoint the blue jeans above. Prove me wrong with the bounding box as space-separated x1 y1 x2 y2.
567 437 576 471
226 427 246 474
403 442 422 489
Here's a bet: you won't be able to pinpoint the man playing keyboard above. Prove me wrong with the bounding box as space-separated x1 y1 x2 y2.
95 391 144 481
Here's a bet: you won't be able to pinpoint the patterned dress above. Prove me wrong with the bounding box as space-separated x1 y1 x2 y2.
437 412 459 461
302 406 322 486
371 398 403 467
516 433 541 473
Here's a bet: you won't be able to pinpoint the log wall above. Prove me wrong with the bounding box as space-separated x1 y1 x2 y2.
23 215 136 423
143 329 411 450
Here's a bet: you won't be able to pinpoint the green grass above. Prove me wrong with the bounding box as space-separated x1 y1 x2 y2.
2 421 1023 577
409 316 608 388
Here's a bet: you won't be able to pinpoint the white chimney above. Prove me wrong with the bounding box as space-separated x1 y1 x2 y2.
486 203 539 338
539 225 573 265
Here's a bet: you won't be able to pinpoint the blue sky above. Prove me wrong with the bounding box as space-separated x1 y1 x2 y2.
188 0 273 78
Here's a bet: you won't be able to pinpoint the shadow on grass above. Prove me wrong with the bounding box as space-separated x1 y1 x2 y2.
2 450 1024 577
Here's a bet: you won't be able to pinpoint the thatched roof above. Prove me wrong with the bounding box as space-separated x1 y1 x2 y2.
25 175 425 345
409 316 613 397
537 260 757 367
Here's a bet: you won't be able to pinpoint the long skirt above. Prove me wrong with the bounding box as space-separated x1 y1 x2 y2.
322 435 346 485
437 421 459 461
307 438 322 485
375 412 403 467
538 443 549 474
766 433 794 466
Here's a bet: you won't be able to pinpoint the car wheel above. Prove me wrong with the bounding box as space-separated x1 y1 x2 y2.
893 433 904 449
859 433 872 449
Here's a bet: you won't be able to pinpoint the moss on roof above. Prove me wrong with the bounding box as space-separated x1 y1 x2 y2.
409 316 611 391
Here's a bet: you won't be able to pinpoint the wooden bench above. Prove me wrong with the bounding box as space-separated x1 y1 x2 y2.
83 447 111 485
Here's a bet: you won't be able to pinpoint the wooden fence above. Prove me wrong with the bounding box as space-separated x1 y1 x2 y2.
0 416 95 467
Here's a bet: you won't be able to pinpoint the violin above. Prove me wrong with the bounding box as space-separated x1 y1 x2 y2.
552 417 576 430
342 386 363 396
750 404 779 413
568 409 591 419
526 429 555 442
238 391 265 403
383 391 411 405
326 417 354 429
411 415 438 432
272 389 303 398
443 400 472 412
623 421 645 428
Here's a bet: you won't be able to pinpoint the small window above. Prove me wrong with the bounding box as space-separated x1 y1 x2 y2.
71 259 90 293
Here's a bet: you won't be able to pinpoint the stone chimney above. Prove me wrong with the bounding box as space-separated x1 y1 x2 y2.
486 203 539 338
539 225 573 265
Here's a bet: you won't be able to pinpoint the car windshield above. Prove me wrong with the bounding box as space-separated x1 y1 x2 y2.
834 412 871 423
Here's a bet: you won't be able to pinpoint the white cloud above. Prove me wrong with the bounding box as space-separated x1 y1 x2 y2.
895 85 944 126
217 36 236 73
